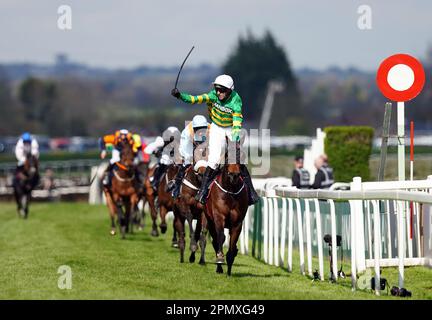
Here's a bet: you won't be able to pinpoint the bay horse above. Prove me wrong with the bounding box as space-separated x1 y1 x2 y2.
205 142 248 275
103 141 140 239
13 154 39 219
143 166 177 241
173 137 209 264
133 161 149 231
157 164 179 235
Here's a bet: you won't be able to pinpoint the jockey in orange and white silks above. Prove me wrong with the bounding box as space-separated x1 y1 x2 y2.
15 132 39 167
99 129 141 165
99 129 141 187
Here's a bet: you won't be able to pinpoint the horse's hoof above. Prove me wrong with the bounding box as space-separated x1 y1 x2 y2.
160 224 167 234
151 229 159 237
216 252 225 264
172 242 179 248
110 230 116 236
199 259 206 266
189 253 196 263
216 265 224 274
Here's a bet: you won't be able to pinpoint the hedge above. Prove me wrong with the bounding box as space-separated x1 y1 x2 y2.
324 126 374 182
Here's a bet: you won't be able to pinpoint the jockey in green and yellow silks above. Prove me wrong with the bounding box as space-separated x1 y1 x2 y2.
171 74 259 205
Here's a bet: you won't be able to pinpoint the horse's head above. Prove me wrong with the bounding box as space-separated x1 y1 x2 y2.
24 155 38 177
119 140 135 168
193 159 208 184
225 164 241 184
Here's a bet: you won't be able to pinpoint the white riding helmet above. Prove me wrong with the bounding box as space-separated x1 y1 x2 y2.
213 74 234 90
166 126 180 133
192 115 208 129
119 129 129 135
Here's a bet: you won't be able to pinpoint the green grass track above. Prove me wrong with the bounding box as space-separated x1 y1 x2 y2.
0 202 431 299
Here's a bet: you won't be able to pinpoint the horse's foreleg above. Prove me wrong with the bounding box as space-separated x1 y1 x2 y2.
171 219 178 248
186 211 197 254
173 209 186 263
23 193 29 219
129 194 140 235
199 213 208 265
105 190 117 235
226 223 243 276
115 199 126 239
159 205 168 234
146 193 159 237
124 198 132 235
188 214 199 263
207 218 224 273
13 186 21 214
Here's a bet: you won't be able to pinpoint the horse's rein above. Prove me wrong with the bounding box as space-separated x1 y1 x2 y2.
113 161 135 182
213 175 245 196
115 161 129 171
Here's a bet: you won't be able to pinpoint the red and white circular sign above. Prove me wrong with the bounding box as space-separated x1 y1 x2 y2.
376 53 425 102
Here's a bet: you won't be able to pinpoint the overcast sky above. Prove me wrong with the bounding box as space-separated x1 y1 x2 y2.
0 0 431 71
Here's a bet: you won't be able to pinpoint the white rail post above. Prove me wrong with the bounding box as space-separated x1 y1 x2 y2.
372 200 382 296
406 201 413 258
385 200 392 258
415 202 421 258
314 199 324 281
350 177 366 272
287 198 294 272
329 199 338 280
397 200 405 288
349 200 357 290
366 201 373 259
263 197 269 263
295 199 305 275
273 198 280 267
305 199 313 277
269 198 274 265
280 198 287 266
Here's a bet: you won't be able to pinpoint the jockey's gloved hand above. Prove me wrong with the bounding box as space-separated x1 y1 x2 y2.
171 88 180 99
231 127 241 142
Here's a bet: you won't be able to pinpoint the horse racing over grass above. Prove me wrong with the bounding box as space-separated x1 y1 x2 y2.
0 202 431 299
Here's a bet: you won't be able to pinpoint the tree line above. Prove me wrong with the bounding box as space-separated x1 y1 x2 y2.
1 30 431 137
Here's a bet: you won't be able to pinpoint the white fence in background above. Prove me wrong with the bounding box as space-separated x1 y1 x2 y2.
239 176 432 295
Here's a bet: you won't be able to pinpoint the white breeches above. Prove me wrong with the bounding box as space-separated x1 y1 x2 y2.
110 149 121 164
207 123 236 169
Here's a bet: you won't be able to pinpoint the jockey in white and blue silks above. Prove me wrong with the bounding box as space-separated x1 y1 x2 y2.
15 132 39 168
167 115 209 198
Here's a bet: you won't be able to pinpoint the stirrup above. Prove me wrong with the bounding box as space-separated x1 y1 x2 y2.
195 189 207 204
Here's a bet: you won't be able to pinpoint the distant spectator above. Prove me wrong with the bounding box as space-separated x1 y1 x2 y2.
291 155 310 189
311 154 334 189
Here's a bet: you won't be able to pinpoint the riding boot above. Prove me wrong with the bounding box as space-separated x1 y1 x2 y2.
170 164 190 198
103 163 115 187
151 163 168 191
195 166 216 204
240 164 260 206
